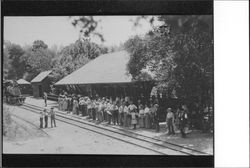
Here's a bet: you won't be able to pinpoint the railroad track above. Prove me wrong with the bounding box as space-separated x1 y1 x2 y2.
20 103 209 155
11 113 49 137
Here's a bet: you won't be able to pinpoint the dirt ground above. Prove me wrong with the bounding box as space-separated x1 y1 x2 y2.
3 105 159 154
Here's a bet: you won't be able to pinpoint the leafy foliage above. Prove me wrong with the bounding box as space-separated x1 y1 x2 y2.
20 40 55 81
5 43 26 80
71 16 104 42
50 39 108 82
32 40 48 51
3 41 11 79
124 16 213 105
4 37 108 83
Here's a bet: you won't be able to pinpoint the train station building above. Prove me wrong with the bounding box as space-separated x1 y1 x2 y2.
54 51 155 101
31 70 52 97
17 79 32 95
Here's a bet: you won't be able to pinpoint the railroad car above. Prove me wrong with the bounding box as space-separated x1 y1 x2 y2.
3 80 26 105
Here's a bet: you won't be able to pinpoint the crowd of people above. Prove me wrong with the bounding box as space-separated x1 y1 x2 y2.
54 92 213 138
57 94 161 130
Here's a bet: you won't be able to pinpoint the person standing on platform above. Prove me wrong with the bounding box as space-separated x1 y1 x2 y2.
73 98 79 115
166 108 175 135
44 108 48 128
144 104 150 129
110 101 115 124
154 104 160 132
95 99 99 121
118 103 124 126
66 95 69 112
106 100 112 124
87 98 92 118
149 103 156 129
83 97 88 116
178 107 188 138
112 102 118 125
95 99 100 121
128 101 138 129
123 103 129 127
103 99 107 122
79 97 84 116
50 107 56 127
66 96 71 114
39 110 44 129
63 96 67 112
139 104 145 128
44 92 48 107
131 108 138 130
125 96 129 106
92 99 96 120
98 99 104 122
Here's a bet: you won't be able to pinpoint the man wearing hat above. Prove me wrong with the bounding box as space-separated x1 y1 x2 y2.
178 107 188 138
50 107 56 127
166 108 175 135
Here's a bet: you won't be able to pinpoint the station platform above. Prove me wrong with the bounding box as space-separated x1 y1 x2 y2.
24 96 213 154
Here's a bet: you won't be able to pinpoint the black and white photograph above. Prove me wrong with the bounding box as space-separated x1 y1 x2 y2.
2 14 213 155
1 0 249 167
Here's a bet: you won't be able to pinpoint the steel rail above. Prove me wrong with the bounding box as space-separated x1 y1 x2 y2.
11 113 50 137
25 103 210 155
22 103 209 155
18 105 169 155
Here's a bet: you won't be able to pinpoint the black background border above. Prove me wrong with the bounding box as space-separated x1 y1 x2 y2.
1 0 213 167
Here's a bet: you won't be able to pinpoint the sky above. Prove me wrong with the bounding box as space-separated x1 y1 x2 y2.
4 16 162 48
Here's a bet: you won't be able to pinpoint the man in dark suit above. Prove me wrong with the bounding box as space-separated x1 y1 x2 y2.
50 107 56 127
154 104 160 132
44 108 48 128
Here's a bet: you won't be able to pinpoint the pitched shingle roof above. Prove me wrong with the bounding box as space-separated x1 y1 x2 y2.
55 51 133 85
31 70 52 83
17 79 30 85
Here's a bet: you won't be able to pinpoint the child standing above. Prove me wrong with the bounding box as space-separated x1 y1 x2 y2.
129 101 138 130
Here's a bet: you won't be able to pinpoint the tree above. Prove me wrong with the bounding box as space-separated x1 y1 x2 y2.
6 43 26 79
124 35 150 79
125 15 213 105
32 40 48 51
50 39 108 83
71 16 104 42
3 41 11 79
21 40 55 81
